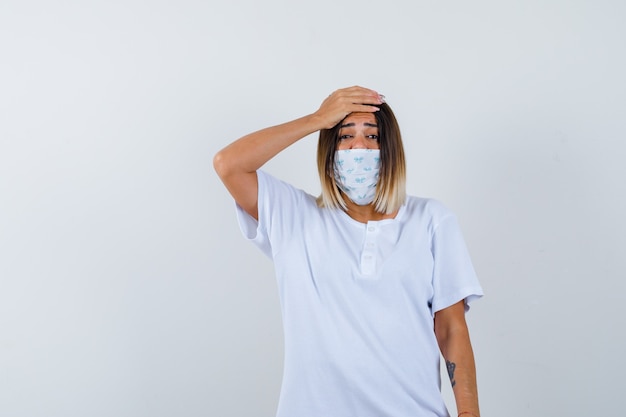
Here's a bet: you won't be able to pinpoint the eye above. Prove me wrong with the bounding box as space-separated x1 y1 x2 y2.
339 134 353 140
367 135 379 140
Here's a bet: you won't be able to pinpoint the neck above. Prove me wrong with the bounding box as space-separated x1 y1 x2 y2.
343 199 398 223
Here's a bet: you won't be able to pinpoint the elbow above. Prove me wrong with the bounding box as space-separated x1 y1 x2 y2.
434 324 449 356
213 150 230 179
434 301 470 357
213 146 256 180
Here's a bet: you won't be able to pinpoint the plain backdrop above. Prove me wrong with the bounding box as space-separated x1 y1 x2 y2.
1 1 625 416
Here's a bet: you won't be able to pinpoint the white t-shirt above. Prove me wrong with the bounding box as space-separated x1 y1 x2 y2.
236 170 483 417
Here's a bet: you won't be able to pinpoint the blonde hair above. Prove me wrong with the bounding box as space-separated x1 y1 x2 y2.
316 103 406 214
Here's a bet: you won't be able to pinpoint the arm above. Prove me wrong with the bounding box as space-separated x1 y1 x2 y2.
434 300 480 417
212 86 384 220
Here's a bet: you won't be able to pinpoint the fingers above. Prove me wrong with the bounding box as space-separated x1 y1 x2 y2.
328 86 384 107
314 86 385 129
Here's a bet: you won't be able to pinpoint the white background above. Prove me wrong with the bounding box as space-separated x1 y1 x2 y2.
1 1 624 416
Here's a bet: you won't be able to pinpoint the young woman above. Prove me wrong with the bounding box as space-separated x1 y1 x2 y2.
214 86 483 417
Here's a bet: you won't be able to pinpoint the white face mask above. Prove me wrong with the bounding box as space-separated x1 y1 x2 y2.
334 149 381 206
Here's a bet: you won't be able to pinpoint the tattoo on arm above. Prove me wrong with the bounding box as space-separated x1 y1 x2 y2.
446 360 456 388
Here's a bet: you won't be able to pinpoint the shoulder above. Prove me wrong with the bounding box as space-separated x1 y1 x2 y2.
403 195 456 225
257 169 319 210
258 170 310 197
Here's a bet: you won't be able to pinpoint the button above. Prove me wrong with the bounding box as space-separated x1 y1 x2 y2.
366 242 375 248
367 226 375 232
364 254 373 260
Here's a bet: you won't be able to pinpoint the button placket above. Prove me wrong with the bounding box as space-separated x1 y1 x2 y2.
361 223 379 276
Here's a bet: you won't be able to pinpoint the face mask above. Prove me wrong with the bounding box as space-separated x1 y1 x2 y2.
334 149 381 206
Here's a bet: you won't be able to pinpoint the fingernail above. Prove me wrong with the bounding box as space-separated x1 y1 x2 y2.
379 94 386 103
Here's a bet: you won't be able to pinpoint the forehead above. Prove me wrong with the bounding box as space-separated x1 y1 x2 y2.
340 112 378 128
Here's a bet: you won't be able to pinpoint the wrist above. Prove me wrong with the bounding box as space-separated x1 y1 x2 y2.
306 112 332 131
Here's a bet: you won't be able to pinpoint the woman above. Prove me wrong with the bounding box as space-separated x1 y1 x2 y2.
214 86 483 417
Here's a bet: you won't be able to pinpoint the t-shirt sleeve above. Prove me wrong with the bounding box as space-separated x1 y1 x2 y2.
235 170 304 259
430 213 483 314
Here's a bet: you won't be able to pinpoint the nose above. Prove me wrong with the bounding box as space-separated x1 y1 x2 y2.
350 134 369 149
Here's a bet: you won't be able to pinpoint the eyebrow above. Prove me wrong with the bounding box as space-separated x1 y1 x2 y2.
339 122 378 129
